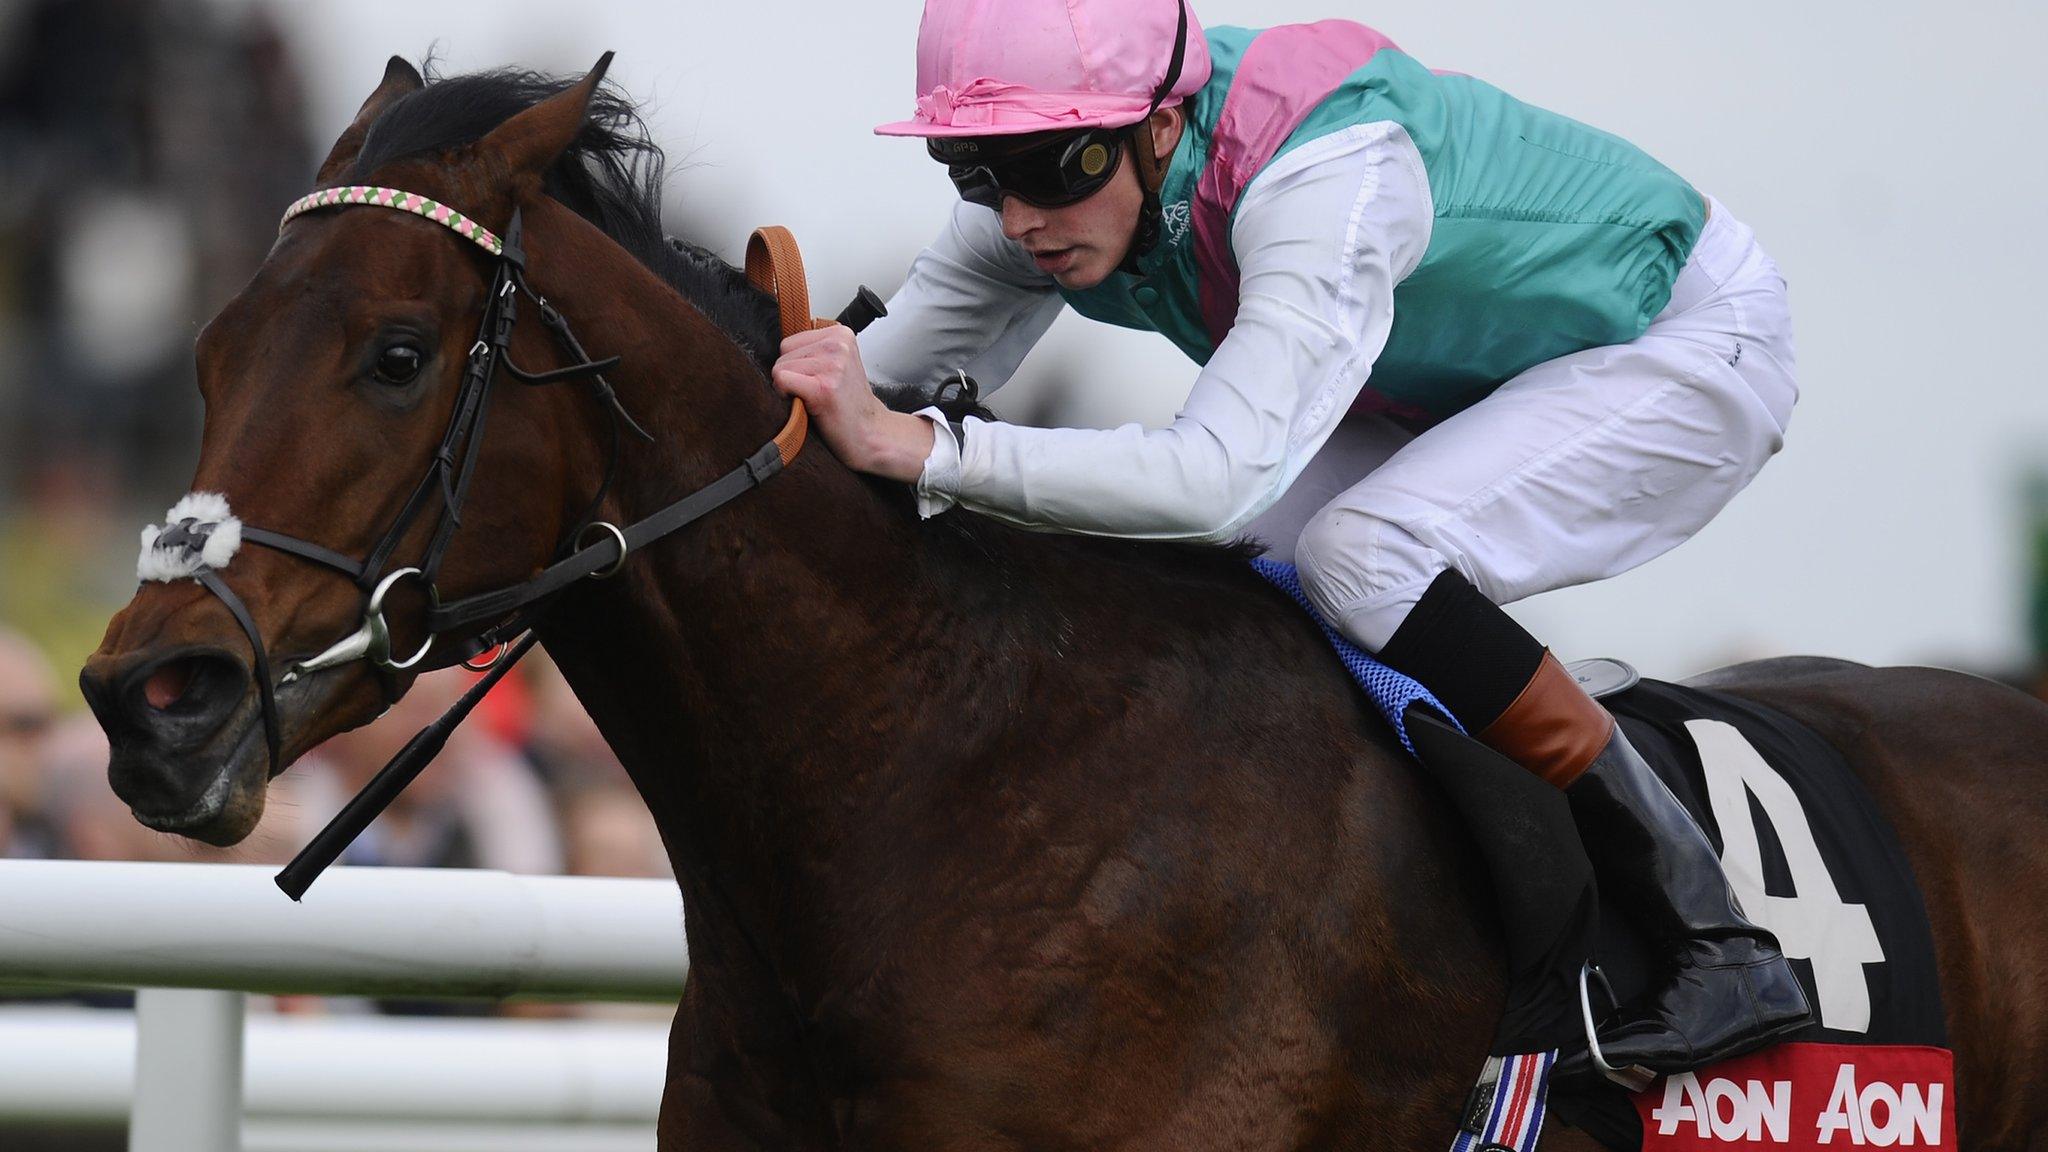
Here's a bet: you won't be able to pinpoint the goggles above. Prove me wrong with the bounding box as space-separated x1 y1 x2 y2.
928 127 1129 210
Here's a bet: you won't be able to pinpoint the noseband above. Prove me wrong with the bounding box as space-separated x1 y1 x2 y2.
140 183 812 858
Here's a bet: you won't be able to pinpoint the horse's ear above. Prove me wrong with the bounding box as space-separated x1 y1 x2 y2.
314 56 425 185
477 52 615 182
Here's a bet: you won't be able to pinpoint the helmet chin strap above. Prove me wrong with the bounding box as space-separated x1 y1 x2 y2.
1117 122 1169 276
1117 0 1189 276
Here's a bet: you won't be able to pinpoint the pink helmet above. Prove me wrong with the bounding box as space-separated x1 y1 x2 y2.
875 0 1212 138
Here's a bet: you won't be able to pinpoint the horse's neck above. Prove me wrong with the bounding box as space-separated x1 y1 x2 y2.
509 212 1484 1122
518 202 940 978
541 429 934 1045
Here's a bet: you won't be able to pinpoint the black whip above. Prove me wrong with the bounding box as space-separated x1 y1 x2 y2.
835 286 887 332
274 632 539 900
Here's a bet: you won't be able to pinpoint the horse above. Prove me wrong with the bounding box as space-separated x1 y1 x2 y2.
79 58 2048 1150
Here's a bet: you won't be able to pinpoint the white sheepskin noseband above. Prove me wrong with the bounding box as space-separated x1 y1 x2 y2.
137 492 244 582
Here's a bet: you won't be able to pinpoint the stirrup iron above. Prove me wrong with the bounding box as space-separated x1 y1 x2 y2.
1579 962 1656 1092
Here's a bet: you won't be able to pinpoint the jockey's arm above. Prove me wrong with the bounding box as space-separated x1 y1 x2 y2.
917 125 1432 541
857 199 1066 407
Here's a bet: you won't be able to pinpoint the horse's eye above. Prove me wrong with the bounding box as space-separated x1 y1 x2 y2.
374 344 424 385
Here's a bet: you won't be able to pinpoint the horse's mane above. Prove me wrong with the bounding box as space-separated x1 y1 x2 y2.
350 61 1265 583
349 63 785 371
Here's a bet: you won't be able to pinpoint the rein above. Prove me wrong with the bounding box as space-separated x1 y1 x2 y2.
141 182 866 898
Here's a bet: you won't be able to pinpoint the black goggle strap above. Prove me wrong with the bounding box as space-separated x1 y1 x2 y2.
934 0 1183 214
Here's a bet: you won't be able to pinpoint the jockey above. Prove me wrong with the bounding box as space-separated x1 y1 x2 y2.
770 0 1810 1077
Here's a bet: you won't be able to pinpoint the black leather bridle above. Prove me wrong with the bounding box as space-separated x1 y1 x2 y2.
139 185 822 897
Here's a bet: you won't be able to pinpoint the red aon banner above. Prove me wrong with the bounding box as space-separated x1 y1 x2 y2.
1634 1043 1955 1150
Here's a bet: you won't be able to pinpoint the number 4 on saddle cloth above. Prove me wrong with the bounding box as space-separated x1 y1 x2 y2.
1252 560 1955 1152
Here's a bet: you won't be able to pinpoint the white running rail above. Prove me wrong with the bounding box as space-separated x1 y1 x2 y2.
0 860 688 1152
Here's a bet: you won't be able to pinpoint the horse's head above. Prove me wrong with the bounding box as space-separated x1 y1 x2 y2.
80 55 638 845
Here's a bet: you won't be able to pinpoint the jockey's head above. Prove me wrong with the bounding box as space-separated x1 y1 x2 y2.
877 0 1209 289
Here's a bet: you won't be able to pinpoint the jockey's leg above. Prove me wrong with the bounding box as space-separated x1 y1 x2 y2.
1371 569 1811 1077
1291 198 1809 1077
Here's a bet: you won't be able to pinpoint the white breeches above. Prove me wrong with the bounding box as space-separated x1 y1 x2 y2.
1248 197 1799 651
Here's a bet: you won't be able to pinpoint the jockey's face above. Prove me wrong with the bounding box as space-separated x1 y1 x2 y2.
998 108 1182 290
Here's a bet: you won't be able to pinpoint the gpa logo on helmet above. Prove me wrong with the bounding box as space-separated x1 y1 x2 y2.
1080 143 1111 177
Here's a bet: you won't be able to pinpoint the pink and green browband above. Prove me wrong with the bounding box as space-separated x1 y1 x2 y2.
278 186 504 256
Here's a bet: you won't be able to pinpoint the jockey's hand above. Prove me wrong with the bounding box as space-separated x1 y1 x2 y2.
771 324 935 483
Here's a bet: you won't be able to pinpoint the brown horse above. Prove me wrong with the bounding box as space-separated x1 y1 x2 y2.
80 59 2048 1150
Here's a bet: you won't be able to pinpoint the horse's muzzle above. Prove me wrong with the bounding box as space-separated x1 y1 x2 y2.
81 645 255 835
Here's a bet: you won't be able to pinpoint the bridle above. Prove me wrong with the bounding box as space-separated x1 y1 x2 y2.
145 181 886 1138
203 185 804 773
144 183 820 894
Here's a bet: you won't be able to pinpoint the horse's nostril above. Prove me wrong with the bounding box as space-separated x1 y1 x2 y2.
144 661 194 711
123 651 246 730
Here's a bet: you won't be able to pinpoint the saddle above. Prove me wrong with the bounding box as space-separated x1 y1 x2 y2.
1419 678 1956 1151
1252 560 1957 1152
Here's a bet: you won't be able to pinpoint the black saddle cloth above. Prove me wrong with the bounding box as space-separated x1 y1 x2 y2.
1406 677 1946 1150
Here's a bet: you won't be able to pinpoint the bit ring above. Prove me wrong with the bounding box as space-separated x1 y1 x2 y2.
366 568 435 671
576 521 629 580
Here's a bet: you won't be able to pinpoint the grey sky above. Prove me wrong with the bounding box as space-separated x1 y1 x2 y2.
268 0 2048 676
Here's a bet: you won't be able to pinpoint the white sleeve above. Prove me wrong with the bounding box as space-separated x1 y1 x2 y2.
915 122 1433 541
857 199 1066 405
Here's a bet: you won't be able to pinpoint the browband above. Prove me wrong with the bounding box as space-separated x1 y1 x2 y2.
281 185 507 257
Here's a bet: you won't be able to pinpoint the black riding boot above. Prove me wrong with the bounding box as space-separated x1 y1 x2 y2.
1374 571 1812 1082
1552 726 1812 1081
